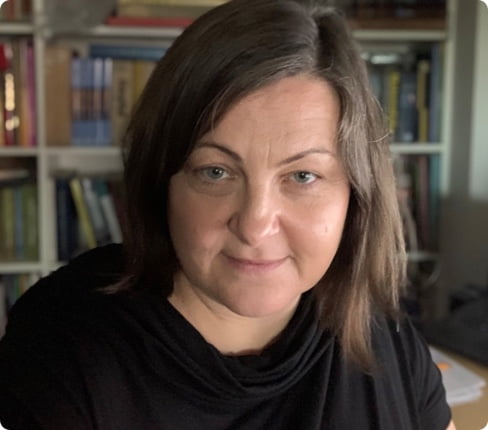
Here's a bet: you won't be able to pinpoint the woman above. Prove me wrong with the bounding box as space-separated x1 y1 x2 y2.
0 0 455 428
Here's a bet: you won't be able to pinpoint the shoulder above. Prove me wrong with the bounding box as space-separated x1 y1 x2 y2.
371 314 452 429
9 244 124 318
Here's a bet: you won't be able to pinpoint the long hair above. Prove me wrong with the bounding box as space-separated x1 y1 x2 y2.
115 0 407 370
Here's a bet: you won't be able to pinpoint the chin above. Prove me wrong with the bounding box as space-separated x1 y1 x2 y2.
218 287 304 319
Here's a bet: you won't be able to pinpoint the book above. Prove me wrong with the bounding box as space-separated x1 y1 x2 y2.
116 3 213 19
110 60 134 146
396 69 418 142
81 177 111 246
22 182 38 261
0 185 15 261
386 67 401 138
428 44 443 142
1 42 20 146
45 44 72 146
69 177 97 249
71 56 83 146
55 175 79 261
416 58 430 142
93 178 123 243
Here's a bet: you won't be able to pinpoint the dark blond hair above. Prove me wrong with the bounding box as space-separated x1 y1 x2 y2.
118 0 407 370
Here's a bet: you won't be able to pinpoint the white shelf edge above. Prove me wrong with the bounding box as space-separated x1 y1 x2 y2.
0 22 34 35
0 262 43 274
353 29 446 42
46 146 122 156
390 143 445 154
0 147 39 157
68 25 183 40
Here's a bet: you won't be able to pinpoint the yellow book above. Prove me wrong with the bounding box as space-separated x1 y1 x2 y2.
69 177 97 249
416 59 430 142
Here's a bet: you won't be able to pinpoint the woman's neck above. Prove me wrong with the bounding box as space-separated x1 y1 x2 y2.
168 281 299 356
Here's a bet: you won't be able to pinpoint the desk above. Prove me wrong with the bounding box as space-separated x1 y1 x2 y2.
447 351 488 430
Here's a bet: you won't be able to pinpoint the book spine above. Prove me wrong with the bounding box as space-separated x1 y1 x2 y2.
94 178 123 243
0 186 15 261
13 184 24 260
396 69 418 142
81 177 111 245
45 45 72 147
102 58 113 146
22 182 38 261
110 60 134 146
69 177 97 249
71 56 83 147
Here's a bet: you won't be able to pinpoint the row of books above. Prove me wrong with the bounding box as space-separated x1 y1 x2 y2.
0 0 31 22
395 154 440 252
0 39 36 147
341 0 446 29
55 174 124 262
366 45 443 143
45 44 164 147
0 168 38 262
0 273 38 337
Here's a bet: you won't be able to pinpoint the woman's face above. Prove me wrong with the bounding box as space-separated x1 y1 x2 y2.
168 75 350 319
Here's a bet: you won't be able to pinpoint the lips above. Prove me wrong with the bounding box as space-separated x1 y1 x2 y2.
223 254 287 272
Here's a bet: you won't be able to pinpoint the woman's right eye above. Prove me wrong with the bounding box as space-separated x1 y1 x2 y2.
199 166 229 181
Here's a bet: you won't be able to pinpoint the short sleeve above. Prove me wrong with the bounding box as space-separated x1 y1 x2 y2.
402 318 452 430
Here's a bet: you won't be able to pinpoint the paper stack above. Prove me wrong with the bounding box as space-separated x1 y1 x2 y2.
430 346 487 406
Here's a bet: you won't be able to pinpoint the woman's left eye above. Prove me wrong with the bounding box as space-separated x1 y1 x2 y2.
291 171 318 184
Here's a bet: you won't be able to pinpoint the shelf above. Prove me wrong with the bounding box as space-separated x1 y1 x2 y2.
46 146 122 156
353 29 446 42
0 147 39 157
390 143 445 155
0 22 34 36
68 25 183 40
0 262 42 274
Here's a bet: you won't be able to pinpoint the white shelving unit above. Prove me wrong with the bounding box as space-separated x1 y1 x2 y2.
0 0 457 286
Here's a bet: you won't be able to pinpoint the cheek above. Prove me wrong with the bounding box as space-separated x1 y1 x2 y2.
169 185 230 256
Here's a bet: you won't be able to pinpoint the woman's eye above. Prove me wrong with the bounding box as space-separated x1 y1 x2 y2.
291 171 318 184
201 166 229 181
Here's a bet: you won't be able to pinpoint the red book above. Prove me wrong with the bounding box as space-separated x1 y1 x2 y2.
105 15 193 28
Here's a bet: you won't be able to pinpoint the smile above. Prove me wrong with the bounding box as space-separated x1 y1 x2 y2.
224 255 288 273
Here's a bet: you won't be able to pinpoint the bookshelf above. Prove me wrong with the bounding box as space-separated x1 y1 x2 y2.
0 0 459 316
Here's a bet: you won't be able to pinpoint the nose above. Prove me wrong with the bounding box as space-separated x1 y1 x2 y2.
228 183 280 247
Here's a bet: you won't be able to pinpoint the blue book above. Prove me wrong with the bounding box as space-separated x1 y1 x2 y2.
101 58 113 146
89 44 166 62
396 70 418 143
80 58 95 146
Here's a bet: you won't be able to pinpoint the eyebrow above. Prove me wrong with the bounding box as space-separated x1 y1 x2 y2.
196 141 336 166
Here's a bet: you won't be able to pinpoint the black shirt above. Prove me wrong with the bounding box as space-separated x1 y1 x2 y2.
0 245 451 429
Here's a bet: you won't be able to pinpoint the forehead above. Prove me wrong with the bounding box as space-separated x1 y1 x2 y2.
198 75 341 156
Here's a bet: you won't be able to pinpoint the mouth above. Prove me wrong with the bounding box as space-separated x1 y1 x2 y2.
223 255 287 273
